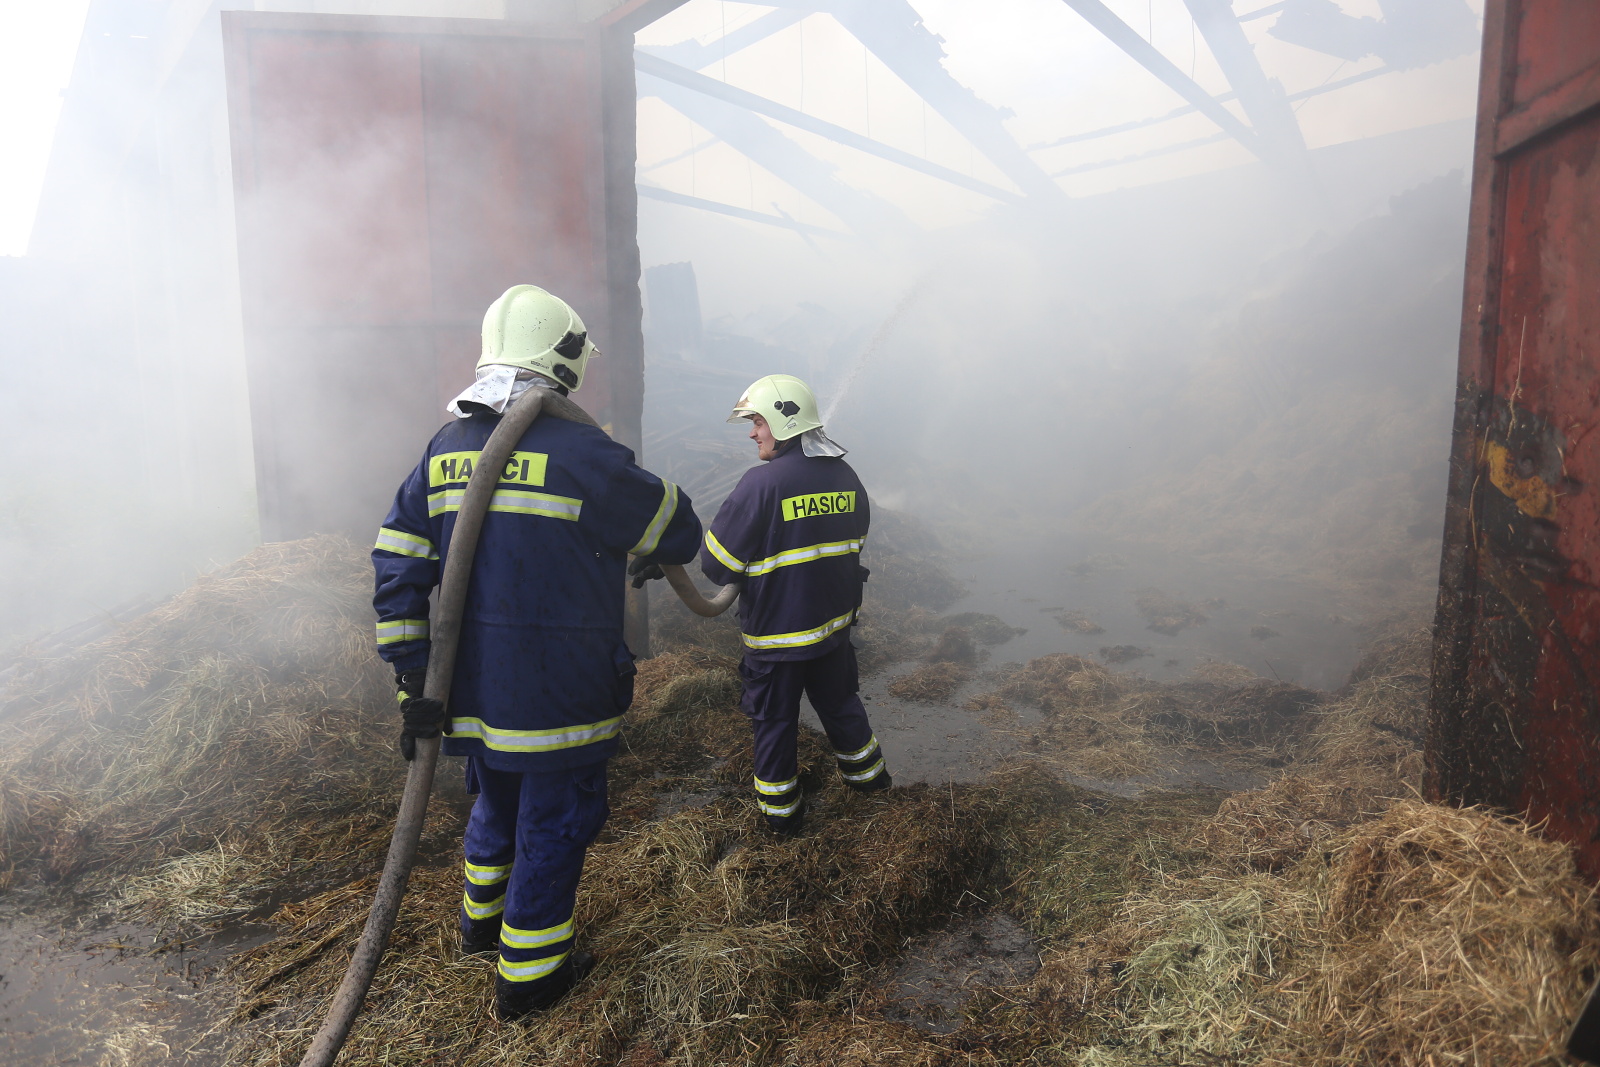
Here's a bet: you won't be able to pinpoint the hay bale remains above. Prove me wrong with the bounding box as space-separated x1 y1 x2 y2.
1134 588 1208 636
922 626 979 665
0 536 422 904
888 662 973 704
1098 645 1149 664
1055 610 1105 634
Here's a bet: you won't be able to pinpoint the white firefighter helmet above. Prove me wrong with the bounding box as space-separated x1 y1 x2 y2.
479 284 598 391
728 374 823 441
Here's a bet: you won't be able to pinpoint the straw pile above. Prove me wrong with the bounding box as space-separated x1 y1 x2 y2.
226 652 1027 1067
0 536 447 917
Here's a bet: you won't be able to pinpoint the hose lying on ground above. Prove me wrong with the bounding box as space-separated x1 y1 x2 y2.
297 389 736 1067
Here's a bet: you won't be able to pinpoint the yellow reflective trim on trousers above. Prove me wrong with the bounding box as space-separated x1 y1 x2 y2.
842 757 886 783
445 714 623 753
704 529 745 572
465 861 511 886
375 526 436 559
759 796 802 817
498 950 569 982
500 917 574 950
745 538 863 577
426 488 582 521
629 481 679 556
741 609 856 651
462 891 505 920
754 774 798 796
835 736 879 763
376 619 429 645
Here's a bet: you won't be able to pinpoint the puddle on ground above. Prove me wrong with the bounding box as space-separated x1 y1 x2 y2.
0 889 269 1067
881 912 1041 1034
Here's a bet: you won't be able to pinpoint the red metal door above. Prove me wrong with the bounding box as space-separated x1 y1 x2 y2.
222 11 643 541
1430 1 1600 878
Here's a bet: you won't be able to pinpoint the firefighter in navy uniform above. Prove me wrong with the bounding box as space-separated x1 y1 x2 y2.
699 374 891 836
372 285 702 1021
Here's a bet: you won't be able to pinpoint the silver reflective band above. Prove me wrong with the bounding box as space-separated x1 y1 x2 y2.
745 538 864 577
742 609 856 650
465 861 512 886
462 891 506 920
446 715 623 753
835 737 880 763
759 796 802 817
376 618 429 645
500 917 573 950
375 526 436 559
842 758 886 783
754 775 799 796
630 481 680 556
427 488 582 521
498 950 569 982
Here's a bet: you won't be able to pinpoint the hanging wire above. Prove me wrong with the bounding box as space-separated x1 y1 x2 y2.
1148 0 1153 44
798 15 805 113
1190 14 1197 78
720 1 727 82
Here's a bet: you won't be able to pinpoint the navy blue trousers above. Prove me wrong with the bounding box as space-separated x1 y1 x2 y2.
459 757 609 987
738 640 887 827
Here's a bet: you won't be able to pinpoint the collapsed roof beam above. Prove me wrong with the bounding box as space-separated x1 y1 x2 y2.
637 183 848 238
1056 0 1264 158
640 73 917 243
1181 0 1306 159
649 7 809 70
821 0 1066 204
636 51 1020 202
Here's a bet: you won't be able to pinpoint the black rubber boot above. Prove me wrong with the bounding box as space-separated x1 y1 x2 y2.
764 811 804 838
459 921 501 960
494 951 595 1022
847 770 892 793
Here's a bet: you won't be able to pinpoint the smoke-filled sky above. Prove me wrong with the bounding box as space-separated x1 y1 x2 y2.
0 0 91 256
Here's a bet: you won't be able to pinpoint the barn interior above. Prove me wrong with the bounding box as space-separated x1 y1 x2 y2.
3 2 1598 1065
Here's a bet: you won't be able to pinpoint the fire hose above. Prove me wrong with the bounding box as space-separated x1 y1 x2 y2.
296 387 738 1067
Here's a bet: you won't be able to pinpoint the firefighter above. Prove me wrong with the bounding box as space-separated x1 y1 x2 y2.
372 284 702 1021
698 374 890 835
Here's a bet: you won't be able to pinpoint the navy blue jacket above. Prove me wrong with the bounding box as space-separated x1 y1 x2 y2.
373 410 702 772
701 440 869 661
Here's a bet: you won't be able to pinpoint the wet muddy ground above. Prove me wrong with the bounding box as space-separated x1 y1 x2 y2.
0 889 264 1067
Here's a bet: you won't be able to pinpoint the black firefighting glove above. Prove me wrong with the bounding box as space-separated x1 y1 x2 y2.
396 670 446 762
628 555 666 589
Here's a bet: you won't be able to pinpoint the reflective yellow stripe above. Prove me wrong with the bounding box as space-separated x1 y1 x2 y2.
497 950 569 983
629 481 679 556
835 736 879 763
376 619 429 645
500 917 573 950
842 758 886 784
374 526 436 559
445 714 623 753
754 775 798 796
759 796 802 817
426 488 582 521
705 529 745 573
462 891 505 920
741 609 856 651
745 538 864 577
465 861 512 886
